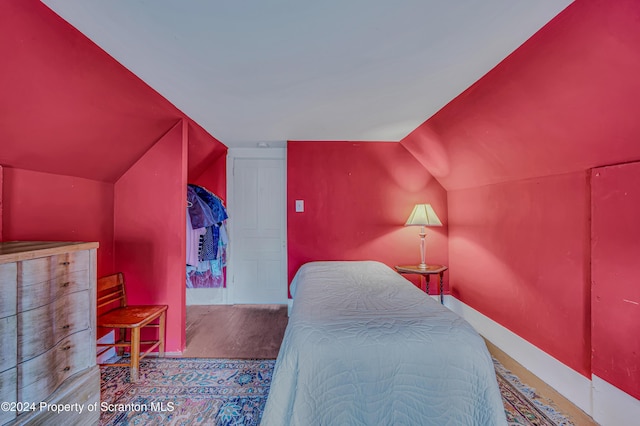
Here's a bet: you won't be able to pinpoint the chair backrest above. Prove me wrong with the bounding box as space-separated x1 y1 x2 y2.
97 272 128 311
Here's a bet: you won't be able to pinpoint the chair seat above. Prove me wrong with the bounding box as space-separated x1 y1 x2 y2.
97 273 168 382
98 305 167 328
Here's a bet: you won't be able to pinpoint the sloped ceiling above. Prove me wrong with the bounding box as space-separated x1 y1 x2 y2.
0 0 225 183
38 0 573 147
402 0 640 190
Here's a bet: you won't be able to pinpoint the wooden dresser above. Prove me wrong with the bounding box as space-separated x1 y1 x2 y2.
0 242 100 426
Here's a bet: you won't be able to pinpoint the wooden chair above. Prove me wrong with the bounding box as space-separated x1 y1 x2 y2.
96 272 168 382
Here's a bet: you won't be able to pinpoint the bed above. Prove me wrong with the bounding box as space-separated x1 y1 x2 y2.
261 261 507 425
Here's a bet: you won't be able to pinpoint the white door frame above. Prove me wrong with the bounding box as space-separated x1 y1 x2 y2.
226 147 287 304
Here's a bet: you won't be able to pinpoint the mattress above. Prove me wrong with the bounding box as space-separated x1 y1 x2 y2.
261 261 507 425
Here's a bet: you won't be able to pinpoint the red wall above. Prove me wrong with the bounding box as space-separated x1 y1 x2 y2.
0 0 184 183
401 0 640 389
1 167 114 277
591 162 640 399
187 121 228 188
287 141 448 293
192 153 227 202
402 0 640 192
1 0 228 355
0 166 3 240
448 172 591 376
114 121 188 353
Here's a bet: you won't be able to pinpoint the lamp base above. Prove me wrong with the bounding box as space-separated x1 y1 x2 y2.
418 228 427 270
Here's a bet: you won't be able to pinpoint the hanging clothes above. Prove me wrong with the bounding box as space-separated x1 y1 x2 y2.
185 184 229 289
190 184 228 262
187 186 216 228
191 185 228 225
186 211 207 267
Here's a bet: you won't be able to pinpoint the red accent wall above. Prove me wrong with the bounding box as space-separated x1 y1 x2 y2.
1 167 115 277
592 163 640 399
287 141 448 294
187 121 228 191
403 0 640 192
192 153 227 202
402 0 640 389
0 0 228 355
448 172 591 376
0 166 3 240
0 0 183 183
114 121 188 353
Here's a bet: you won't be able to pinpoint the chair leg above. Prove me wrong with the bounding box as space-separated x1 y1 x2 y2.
130 327 141 382
118 328 126 356
158 311 166 358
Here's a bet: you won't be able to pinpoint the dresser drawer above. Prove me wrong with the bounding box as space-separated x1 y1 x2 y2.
0 243 98 426
0 316 17 372
19 250 89 287
0 368 17 425
17 329 93 404
17 291 90 363
17 270 90 312
0 262 17 318
11 367 100 426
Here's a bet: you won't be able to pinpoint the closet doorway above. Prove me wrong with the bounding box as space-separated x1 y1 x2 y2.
227 148 288 304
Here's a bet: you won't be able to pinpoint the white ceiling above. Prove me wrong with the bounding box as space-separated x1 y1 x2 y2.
41 0 572 148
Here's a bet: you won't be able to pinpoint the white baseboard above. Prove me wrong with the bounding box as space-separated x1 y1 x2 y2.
186 287 228 305
445 296 640 425
96 330 116 363
592 375 640 426
445 296 593 413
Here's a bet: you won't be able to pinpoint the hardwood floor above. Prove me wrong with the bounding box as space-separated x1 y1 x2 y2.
183 304 288 359
486 340 598 425
184 304 598 425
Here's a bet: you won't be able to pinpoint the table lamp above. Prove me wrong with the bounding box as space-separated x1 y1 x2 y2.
405 204 442 269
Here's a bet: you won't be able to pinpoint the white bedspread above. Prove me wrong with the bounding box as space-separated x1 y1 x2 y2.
261 261 507 426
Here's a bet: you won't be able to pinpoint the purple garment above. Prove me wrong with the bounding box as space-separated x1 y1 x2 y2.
187 269 223 288
189 184 228 260
187 186 215 228
190 184 228 224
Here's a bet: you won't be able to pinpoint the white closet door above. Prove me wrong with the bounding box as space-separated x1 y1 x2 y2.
228 152 287 304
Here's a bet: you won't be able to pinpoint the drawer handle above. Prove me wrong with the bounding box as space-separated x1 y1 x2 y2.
61 282 70 287
62 324 70 330
62 345 71 351
63 366 70 372
61 261 70 266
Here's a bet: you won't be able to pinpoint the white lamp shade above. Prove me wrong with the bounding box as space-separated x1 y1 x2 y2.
405 204 442 227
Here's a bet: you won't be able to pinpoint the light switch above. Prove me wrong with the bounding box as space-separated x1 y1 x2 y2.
295 200 304 212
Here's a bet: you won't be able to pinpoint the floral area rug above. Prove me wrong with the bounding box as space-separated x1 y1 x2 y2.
100 358 273 426
100 357 572 425
494 358 574 426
